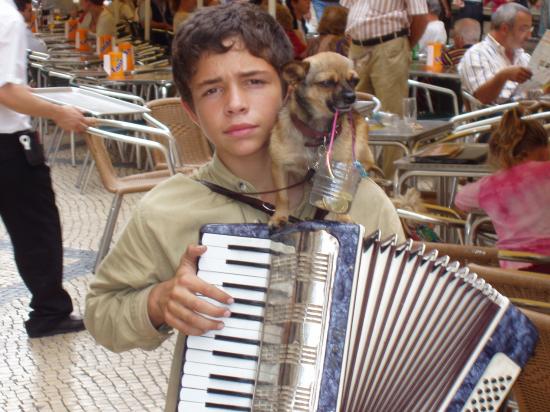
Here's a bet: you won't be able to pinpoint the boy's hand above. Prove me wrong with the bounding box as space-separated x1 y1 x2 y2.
148 245 234 336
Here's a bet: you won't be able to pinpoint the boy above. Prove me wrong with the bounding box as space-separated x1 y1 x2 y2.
84 3 404 410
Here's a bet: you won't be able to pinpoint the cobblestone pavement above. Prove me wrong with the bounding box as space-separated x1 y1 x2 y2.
0 140 176 411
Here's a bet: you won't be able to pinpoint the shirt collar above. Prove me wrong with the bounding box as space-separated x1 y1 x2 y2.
485 33 525 63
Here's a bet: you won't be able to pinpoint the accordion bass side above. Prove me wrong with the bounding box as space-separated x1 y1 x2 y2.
176 222 538 412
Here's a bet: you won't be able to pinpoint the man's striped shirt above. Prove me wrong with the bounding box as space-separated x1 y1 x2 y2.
458 34 530 103
341 0 428 41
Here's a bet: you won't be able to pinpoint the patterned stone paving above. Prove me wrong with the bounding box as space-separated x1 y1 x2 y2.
0 139 176 411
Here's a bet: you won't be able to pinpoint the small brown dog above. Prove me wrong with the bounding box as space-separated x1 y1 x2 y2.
269 51 376 227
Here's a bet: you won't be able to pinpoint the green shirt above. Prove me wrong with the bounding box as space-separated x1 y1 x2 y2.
84 154 405 410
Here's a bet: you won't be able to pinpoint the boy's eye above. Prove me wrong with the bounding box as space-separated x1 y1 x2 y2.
318 80 336 88
203 87 221 97
246 78 267 86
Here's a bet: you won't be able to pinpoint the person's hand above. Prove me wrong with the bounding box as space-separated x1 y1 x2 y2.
52 106 93 133
500 66 533 83
149 245 234 336
453 0 465 8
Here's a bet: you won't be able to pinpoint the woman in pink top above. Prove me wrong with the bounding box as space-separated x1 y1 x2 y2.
455 107 550 272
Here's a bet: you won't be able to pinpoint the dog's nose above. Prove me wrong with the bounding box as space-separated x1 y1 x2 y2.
343 90 356 105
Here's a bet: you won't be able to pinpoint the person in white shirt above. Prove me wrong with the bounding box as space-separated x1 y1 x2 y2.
417 0 448 54
458 3 532 104
0 0 92 338
15 0 48 53
79 0 117 37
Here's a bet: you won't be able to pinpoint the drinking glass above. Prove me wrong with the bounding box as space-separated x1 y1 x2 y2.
402 97 417 126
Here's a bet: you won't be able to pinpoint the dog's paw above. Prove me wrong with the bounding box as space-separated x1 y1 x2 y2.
268 213 289 230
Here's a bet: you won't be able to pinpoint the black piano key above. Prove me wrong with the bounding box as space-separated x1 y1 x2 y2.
226 259 270 270
207 388 253 399
209 374 255 385
205 402 251 411
214 334 260 346
228 244 273 254
230 312 264 323
222 282 267 293
213 350 258 362
233 297 265 308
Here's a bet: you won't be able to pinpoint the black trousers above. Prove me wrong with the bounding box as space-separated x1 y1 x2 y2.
0 131 73 329
454 1 484 34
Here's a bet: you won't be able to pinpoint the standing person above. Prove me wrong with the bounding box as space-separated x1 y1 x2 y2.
455 107 550 273
0 0 92 338
285 0 312 43
417 0 448 54
342 0 429 176
84 4 404 410
539 0 550 38
453 0 484 33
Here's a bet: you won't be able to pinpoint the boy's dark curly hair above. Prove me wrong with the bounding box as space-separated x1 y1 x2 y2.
172 2 293 108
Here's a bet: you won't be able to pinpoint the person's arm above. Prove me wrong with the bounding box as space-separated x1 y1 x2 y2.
409 12 430 47
0 83 91 132
454 179 482 212
473 66 532 104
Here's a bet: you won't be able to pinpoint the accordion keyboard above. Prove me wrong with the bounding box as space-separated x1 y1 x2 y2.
179 233 271 411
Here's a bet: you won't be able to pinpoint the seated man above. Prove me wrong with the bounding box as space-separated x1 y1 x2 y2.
442 17 481 67
84 3 404 410
79 0 116 37
458 3 533 105
15 0 47 53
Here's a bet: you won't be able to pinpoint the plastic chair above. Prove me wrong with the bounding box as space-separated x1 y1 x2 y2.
513 308 550 412
145 97 212 170
86 119 177 272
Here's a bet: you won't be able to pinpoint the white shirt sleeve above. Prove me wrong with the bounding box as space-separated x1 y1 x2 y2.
0 13 27 88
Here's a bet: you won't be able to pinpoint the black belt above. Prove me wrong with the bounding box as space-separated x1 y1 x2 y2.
352 28 409 47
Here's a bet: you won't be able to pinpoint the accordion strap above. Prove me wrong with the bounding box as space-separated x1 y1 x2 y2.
199 180 329 222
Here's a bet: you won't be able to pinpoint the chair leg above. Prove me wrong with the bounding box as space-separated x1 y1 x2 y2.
76 150 91 188
70 131 76 167
94 193 123 273
80 159 96 195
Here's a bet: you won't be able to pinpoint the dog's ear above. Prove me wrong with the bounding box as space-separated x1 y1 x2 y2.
281 61 310 86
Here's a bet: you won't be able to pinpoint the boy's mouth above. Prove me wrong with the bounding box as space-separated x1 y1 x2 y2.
224 123 258 137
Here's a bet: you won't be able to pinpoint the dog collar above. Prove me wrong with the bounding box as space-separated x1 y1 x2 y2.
290 113 341 147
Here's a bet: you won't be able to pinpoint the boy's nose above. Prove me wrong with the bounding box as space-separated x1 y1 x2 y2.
225 85 248 114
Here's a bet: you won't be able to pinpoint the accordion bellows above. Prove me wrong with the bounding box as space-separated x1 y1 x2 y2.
176 221 538 412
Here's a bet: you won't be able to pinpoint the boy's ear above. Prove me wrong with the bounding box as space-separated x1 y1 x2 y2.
180 99 200 126
282 61 310 86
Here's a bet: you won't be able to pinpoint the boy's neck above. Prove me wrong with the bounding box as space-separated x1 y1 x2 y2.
221 151 275 192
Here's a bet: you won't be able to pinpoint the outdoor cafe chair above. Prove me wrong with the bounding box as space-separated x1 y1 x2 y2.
408 79 460 118
85 119 176 272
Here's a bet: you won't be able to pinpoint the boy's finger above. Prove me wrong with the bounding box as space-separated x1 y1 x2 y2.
165 294 226 332
195 279 234 305
164 311 206 336
178 244 207 274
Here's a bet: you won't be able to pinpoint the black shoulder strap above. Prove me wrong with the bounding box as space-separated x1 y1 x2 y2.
199 180 303 224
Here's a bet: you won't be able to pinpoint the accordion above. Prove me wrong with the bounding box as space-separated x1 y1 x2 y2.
175 221 538 412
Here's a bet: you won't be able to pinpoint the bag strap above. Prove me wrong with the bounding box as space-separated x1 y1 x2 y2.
199 180 329 222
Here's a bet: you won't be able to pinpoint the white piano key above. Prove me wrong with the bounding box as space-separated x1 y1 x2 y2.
187 336 260 357
185 348 257 371
181 374 255 394
177 401 230 412
202 245 271 265
199 258 269 278
200 297 264 318
184 361 256 381
198 271 268 290
201 233 271 249
179 388 252 409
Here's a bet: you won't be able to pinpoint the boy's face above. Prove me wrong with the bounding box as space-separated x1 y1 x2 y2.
187 38 283 167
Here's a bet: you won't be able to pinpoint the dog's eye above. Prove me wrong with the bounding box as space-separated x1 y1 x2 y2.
318 80 336 88
348 77 359 87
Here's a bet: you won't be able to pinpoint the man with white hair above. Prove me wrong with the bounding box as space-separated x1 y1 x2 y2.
442 17 480 66
459 2 532 104
417 0 447 54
